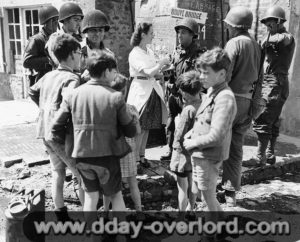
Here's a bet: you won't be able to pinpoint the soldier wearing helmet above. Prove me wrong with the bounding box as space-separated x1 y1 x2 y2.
23 5 59 86
80 9 114 77
46 2 84 69
221 6 261 206
250 6 295 167
160 18 205 161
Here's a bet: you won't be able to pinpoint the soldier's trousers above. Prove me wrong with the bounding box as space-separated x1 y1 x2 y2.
253 74 289 138
222 96 252 191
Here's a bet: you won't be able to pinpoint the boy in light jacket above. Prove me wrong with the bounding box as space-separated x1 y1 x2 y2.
184 48 237 224
29 33 83 213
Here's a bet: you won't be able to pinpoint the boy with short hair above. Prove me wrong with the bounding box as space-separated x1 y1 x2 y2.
105 73 142 211
183 47 237 216
50 50 137 213
29 33 83 212
169 70 202 211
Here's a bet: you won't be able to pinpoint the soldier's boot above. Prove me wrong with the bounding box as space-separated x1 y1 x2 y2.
243 134 269 167
266 137 277 165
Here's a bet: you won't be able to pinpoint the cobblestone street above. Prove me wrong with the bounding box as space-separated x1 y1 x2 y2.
1 99 300 241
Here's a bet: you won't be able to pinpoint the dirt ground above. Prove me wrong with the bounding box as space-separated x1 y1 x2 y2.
1 139 300 241
0 100 300 240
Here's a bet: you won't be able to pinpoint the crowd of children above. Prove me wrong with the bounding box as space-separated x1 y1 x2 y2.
29 30 236 217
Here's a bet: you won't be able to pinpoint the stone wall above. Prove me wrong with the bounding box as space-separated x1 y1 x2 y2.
95 0 134 76
177 0 229 48
282 0 300 136
0 73 13 100
134 0 229 57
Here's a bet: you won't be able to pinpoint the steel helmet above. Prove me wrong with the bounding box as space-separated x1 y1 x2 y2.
175 18 198 37
224 6 253 29
58 2 83 23
38 5 59 25
260 6 286 24
82 10 110 33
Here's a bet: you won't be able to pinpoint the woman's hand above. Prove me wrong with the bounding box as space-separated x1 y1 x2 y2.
183 139 196 151
159 57 171 67
184 129 193 140
154 72 164 79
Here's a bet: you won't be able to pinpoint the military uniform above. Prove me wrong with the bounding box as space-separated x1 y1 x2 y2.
253 28 295 145
221 6 261 206
46 28 83 70
23 28 53 86
46 2 83 70
165 41 204 155
243 6 296 167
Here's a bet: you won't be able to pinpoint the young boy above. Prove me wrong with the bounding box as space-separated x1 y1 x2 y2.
104 74 142 211
183 47 237 217
50 50 137 214
28 33 83 213
169 71 202 211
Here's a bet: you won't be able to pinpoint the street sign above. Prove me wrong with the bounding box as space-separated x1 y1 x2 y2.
171 7 207 24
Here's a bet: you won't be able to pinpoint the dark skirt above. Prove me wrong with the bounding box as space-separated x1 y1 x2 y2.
139 89 162 130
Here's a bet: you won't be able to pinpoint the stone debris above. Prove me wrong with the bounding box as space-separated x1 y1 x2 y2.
0 169 12 181
0 155 23 168
23 155 49 167
16 169 30 179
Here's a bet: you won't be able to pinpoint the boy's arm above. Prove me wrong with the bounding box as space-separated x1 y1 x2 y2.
173 107 194 149
116 93 137 138
187 94 236 150
49 95 72 143
61 76 80 100
28 77 44 106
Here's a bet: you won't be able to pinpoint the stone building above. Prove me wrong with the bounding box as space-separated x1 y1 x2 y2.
0 0 134 99
0 0 299 136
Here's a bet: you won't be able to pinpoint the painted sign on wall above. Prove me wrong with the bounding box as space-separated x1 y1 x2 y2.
170 7 208 24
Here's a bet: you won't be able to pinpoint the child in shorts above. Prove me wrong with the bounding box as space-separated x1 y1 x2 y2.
169 70 202 211
29 33 84 212
103 74 142 211
50 50 137 214
183 47 237 215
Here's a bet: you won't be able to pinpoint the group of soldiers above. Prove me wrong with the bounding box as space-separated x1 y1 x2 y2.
22 3 295 208
161 5 294 207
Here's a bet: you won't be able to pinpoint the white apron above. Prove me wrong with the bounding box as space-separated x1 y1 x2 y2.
127 77 168 125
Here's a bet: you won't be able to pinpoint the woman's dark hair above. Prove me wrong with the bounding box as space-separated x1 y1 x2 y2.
53 33 81 61
177 70 202 95
130 22 152 47
86 50 117 78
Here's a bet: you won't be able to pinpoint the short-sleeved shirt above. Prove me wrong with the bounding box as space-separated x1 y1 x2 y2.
127 47 168 125
129 46 157 77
